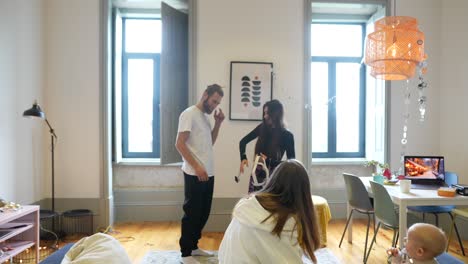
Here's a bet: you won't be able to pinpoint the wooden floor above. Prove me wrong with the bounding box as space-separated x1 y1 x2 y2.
104 219 468 263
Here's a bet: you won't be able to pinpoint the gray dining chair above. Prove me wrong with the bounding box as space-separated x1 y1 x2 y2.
365 180 400 263
339 173 375 263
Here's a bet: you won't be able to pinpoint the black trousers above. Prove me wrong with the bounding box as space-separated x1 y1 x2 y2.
179 172 214 257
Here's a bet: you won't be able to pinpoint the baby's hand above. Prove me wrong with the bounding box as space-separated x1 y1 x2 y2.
387 247 399 257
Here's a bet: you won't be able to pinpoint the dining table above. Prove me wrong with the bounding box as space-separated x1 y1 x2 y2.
346 177 468 248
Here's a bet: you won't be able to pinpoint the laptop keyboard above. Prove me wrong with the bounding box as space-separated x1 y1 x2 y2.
411 183 444 190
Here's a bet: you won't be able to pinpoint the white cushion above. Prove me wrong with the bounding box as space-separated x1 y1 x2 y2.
61 233 131 264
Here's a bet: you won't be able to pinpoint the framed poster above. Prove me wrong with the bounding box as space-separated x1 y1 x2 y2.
229 61 273 121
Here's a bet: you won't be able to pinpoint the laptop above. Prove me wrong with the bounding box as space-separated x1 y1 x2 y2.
404 156 447 189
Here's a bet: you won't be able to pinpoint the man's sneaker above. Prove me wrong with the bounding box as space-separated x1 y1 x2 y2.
191 248 214 256
181 256 200 264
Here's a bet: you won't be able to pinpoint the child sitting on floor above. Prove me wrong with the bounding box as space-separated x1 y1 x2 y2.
388 223 447 264
219 159 321 263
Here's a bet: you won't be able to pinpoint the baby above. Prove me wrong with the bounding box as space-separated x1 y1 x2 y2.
388 223 447 264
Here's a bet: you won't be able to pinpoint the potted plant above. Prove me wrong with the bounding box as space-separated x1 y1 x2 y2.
365 160 392 180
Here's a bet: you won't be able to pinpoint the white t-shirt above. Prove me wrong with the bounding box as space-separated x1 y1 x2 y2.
177 105 214 176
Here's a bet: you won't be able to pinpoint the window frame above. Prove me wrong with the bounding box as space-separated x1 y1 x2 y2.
311 22 366 158
121 17 161 159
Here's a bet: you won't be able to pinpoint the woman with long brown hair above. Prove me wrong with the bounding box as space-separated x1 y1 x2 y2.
219 160 320 263
238 99 295 193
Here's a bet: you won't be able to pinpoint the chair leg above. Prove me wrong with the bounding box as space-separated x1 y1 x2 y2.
448 212 465 256
422 212 425 222
372 213 376 233
434 213 439 226
365 222 381 263
372 213 377 243
447 213 456 252
363 214 371 262
391 229 397 248
339 209 354 248
394 230 400 248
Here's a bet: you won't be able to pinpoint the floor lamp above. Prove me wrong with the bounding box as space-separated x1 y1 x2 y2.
23 101 59 232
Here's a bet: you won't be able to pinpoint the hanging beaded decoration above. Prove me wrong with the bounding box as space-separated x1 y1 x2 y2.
398 80 411 176
398 61 428 176
417 60 428 122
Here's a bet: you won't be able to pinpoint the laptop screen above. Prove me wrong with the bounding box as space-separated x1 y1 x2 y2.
404 156 445 182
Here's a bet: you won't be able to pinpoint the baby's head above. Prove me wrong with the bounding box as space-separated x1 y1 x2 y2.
406 223 447 261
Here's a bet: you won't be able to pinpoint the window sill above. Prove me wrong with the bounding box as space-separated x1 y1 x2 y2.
311 158 368 165
115 158 182 167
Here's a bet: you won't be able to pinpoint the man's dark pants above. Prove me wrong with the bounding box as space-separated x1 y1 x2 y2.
179 172 214 257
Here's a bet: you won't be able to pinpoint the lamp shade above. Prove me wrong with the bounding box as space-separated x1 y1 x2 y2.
369 61 417 81
23 102 45 119
365 16 425 80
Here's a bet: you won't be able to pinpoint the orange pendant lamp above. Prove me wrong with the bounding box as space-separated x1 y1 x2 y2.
365 16 425 80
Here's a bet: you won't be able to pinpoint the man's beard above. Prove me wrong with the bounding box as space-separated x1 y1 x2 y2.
203 99 213 114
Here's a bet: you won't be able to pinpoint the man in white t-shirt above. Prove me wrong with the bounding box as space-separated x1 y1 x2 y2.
175 84 225 264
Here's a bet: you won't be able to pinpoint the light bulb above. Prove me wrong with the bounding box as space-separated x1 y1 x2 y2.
386 31 400 58
387 42 400 58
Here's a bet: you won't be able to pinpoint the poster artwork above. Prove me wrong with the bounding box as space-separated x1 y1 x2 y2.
229 62 273 121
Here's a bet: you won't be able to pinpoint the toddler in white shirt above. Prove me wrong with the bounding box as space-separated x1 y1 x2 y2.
388 223 447 264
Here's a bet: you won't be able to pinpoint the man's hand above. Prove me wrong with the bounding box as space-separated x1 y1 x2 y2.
195 165 209 182
214 108 225 124
240 159 249 174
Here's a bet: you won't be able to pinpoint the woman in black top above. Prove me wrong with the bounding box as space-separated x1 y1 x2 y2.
239 100 295 192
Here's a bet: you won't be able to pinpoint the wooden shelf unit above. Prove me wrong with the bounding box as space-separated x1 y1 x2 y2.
0 205 39 263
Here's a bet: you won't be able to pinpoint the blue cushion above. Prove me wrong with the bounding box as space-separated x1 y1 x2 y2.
435 252 464 264
408 205 455 213
40 243 75 264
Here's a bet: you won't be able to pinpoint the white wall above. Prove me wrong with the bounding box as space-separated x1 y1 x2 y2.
0 0 45 204
440 0 468 183
197 0 305 197
44 0 101 198
389 0 442 170
387 0 468 184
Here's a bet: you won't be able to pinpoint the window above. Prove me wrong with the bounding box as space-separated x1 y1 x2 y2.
113 2 189 163
308 1 388 165
122 18 162 158
311 23 366 158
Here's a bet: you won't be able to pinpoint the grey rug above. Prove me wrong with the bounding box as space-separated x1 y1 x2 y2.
140 248 341 264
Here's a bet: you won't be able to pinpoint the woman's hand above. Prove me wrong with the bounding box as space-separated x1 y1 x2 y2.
259 153 267 162
240 159 249 174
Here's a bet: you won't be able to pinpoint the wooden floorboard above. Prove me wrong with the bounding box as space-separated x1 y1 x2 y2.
107 219 468 263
